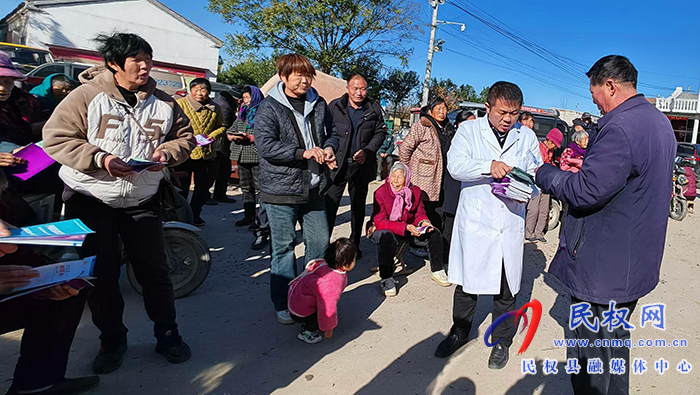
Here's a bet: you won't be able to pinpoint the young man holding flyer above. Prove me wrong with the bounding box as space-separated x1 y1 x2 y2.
43 33 195 375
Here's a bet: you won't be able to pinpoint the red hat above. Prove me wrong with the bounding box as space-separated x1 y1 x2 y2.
546 128 563 148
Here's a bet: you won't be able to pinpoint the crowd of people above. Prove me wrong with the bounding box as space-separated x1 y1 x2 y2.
0 30 679 395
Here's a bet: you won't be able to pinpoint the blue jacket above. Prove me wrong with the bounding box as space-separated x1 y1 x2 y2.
535 94 676 304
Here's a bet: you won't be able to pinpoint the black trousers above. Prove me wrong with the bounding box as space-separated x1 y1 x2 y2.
571 297 637 395
212 152 231 199
422 199 443 232
371 229 443 278
0 289 87 391
441 211 455 268
291 312 319 332
376 154 395 180
176 158 216 217
451 264 516 347
324 164 370 246
65 193 177 345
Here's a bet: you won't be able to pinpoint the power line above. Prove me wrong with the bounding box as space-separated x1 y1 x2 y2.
448 0 678 92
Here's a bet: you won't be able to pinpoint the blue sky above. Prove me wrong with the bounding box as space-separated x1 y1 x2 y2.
3 0 699 114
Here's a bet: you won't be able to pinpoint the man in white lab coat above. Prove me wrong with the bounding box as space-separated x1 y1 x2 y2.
435 82 541 370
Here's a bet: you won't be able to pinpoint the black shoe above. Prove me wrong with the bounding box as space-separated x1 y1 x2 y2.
214 196 236 203
251 233 269 250
488 343 510 370
6 376 101 395
536 237 547 243
435 331 468 358
525 237 537 243
235 217 256 227
155 330 192 364
249 223 260 231
204 198 219 206
92 342 127 374
193 216 206 226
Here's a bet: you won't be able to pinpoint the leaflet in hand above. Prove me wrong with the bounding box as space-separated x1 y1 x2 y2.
0 219 94 247
0 257 96 303
125 158 163 173
417 225 434 235
195 134 214 146
7 143 56 181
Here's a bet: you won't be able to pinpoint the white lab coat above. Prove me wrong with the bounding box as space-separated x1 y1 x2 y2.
446 117 542 295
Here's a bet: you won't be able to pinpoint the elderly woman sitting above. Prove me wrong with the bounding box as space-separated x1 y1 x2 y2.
368 163 444 297
560 128 589 173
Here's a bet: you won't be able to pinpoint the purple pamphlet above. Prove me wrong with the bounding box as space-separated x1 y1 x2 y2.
10 143 55 181
195 134 214 146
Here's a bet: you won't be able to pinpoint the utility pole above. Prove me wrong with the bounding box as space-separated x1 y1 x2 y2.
420 0 465 107
421 0 441 107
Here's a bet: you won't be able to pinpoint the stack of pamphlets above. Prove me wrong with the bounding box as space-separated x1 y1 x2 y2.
491 167 537 202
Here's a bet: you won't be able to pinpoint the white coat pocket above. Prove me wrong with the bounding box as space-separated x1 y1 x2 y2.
461 197 482 232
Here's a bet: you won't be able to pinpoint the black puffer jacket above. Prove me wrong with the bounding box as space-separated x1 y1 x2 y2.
254 84 339 204
328 94 386 182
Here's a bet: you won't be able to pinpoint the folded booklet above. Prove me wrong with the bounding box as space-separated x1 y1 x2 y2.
0 219 94 247
195 134 214 146
125 158 163 173
0 257 96 303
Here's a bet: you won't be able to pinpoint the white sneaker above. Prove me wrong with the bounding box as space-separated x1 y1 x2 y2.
381 278 397 297
431 269 451 287
276 310 294 325
297 329 323 344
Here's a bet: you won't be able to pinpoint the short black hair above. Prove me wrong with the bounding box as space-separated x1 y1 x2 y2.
94 33 153 72
189 78 211 91
242 85 252 95
487 81 523 107
324 238 357 270
455 110 473 127
586 55 638 89
519 111 533 122
427 97 446 112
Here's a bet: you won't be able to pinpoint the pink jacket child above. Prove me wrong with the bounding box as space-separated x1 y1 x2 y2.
287 238 358 344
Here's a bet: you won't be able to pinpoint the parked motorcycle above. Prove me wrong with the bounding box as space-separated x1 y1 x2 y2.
546 196 563 232
121 171 211 299
670 160 689 221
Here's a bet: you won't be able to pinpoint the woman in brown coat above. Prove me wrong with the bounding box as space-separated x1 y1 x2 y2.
399 97 454 230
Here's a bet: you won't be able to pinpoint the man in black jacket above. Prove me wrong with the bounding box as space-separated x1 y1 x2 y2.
325 75 387 255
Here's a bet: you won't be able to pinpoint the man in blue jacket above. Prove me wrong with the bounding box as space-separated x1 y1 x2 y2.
535 55 676 395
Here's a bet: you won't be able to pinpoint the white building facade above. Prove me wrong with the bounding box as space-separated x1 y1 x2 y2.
1 0 223 79
655 87 700 144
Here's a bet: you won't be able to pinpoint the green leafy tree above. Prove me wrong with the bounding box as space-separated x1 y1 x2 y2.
477 86 489 103
217 56 277 88
429 78 490 110
338 55 385 100
382 69 420 118
208 0 420 74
